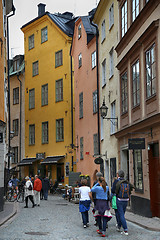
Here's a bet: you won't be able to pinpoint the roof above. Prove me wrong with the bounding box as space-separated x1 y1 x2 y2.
17 158 38 166
41 155 65 165
21 12 77 37
9 55 25 76
81 16 96 35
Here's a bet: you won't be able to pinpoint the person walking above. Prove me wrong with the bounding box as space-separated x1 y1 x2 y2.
79 179 91 228
33 175 42 206
111 175 119 228
114 170 133 236
43 176 50 200
91 177 112 237
24 176 35 208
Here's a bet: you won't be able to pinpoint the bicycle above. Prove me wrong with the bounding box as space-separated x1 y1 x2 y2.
17 185 25 203
6 187 18 202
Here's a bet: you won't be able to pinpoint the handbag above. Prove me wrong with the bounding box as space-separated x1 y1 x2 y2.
112 195 117 209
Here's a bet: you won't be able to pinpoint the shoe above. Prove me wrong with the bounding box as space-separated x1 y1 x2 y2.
83 225 87 228
24 206 28 208
116 226 121 232
32 205 35 208
121 231 128 236
97 229 102 234
86 223 89 227
37 204 40 206
101 234 106 237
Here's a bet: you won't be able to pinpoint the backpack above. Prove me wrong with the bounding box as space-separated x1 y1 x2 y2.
28 183 33 191
117 180 130 199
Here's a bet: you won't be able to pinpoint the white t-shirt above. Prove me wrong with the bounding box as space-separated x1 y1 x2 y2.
79 186 91 201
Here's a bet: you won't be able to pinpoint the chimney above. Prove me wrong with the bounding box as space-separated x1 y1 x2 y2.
38 3 46 17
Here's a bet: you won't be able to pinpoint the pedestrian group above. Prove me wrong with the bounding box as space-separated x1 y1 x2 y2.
78 169 133 237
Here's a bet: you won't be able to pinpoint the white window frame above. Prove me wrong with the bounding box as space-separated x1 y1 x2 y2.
101 20 106 42
41 26 48 43
78 53 82 68
29 34 34 50
121 1 127 38
109 3 114 30
132 0 139 22
56 119 64 142
93 90 97 114
109 48 114 78
102 59 106 87
29 88 35 109
78 24 82 39
41 84 48 106
42 121 48 144
29 124 35 145
56 79 63 102
32 61 39 76
92 51 96 69
55 50 63 68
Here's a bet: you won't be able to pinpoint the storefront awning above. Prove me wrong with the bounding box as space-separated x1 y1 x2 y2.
41 155 65 165
17 158 38 166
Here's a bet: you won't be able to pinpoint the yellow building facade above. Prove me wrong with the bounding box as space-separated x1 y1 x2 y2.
21 5 76 185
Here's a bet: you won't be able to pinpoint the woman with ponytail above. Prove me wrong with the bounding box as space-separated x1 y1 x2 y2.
91 177 112 237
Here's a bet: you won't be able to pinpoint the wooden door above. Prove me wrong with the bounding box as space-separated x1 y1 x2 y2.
148 143 160 217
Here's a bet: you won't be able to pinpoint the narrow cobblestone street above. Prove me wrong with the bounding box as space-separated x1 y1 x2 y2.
0 195 160 240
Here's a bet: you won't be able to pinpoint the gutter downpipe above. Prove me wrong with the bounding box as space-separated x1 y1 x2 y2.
70 47 74 172
7 7 16 171
90 21 103 174
17 74 22 179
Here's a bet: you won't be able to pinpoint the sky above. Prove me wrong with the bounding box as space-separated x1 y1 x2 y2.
9 0 100 58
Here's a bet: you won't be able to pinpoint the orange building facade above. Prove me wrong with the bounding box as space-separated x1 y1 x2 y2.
71 13 100 186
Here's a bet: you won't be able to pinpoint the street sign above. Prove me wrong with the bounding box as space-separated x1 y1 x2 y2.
94 157 103 165
36 153 45 159
128 138 145 150
0 133 3 143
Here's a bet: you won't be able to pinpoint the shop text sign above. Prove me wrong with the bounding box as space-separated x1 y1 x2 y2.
128 138 145 150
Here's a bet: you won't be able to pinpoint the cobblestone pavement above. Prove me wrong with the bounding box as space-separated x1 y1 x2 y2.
0 195 160 240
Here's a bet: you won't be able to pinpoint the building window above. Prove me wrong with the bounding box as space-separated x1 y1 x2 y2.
32 61 39 76
55 50 63 68
93 133 98 156
29 88 35 109
132 0 139 22
13 59 20 72
29 124 35 145
13 119 19 136
132 60 140 107
42 121 48 144
92 51 96 69
80 137 83 160
56 79 63 102
78 24 82 39
29 34 34 50
111 101 116 134
102 59 106 87
93 90 97 114
109 3 114 29
13 87 19 105
133 149 143 192
12 147 18 164
121 71 128 114
101 20 106 42
121 1 127 37
56 119 64 142
41 84 48 106
78 53 82 68
79 92 83 119
101 116 104 141
41 26 48 43
146 44 156 98
109 48 114 78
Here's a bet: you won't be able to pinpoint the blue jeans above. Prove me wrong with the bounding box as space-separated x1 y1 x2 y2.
81 211 89 225
97 216 108 232
43 189 48 200
116 199 128 231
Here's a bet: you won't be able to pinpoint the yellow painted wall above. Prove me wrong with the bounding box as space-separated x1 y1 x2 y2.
22 15 76 184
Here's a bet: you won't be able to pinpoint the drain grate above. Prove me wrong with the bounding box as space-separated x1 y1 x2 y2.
25 232 49 236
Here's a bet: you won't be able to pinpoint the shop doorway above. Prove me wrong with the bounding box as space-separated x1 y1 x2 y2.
57 164 64 183
121 149 129 181
148 142 160 217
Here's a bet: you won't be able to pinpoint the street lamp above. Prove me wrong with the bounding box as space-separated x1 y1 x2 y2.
100 98 118 128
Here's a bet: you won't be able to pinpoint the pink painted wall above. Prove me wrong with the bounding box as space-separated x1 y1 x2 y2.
71 18 100 186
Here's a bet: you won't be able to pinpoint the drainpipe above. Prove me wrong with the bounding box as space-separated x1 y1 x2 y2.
7 6 16 171
17 73 22 179
70 49 74 172
90 21 102 173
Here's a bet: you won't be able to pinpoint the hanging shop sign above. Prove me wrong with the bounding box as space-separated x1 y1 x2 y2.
94 157 103 165
128 138 145 150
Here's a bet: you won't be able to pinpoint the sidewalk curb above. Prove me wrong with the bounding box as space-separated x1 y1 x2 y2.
111 210 160 232
0 202 18 227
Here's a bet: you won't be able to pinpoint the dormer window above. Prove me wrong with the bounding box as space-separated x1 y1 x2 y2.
78 24 82 39
13 59 20 72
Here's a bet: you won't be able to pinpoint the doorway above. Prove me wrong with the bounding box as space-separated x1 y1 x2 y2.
121 149 129 181
57 164 64 183
148 142 160 217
